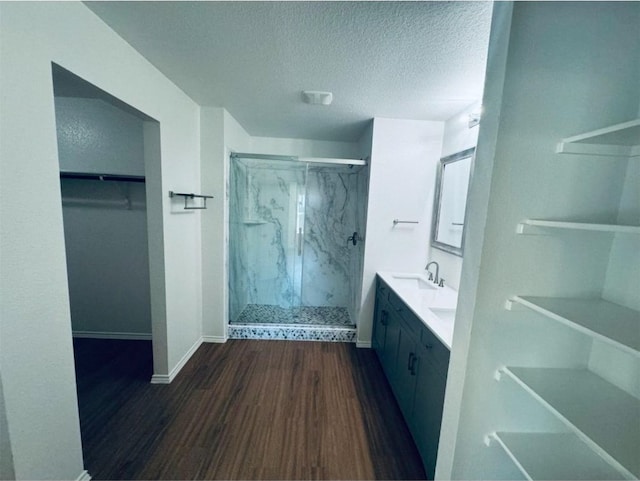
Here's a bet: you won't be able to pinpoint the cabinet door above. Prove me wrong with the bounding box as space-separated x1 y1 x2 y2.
380 308 401 380
393 327 418 421
412 353 448 480
372 295 388 355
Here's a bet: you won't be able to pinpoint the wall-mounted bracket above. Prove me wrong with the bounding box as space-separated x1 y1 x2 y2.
169 191 213 210
484 432 498 447
505 297 528 311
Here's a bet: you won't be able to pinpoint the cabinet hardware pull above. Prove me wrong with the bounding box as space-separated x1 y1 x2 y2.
407 352 414 371
381 310 388 326
410 356 418 376
424 344 433 349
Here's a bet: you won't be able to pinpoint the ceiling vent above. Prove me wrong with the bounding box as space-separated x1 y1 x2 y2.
302 90 333 106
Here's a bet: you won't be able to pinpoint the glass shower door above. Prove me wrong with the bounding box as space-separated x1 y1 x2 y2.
229 156 307 323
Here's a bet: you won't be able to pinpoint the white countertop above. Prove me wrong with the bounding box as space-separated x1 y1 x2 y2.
377 271 459 350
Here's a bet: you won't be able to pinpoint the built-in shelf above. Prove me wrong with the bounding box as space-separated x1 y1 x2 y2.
60 171 145 183
498 367 640 479
485 432 628 480
517 219 640 235
506 296 640 357
556 119 640 158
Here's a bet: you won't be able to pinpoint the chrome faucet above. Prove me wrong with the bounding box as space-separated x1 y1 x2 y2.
425 261 440 285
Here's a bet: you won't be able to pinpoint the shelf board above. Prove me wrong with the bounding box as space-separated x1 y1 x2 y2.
556 119 640 157
500 367 640 479
508 296 640 357
486 432 628 480
517 219 640 235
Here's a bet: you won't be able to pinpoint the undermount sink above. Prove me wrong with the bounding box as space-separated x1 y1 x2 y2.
391 274 437 290
429 308 456 323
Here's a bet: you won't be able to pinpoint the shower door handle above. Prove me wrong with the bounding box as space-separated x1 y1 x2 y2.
297 228 303 256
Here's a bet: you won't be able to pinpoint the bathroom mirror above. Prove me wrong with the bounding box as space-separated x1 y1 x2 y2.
431 147 474 256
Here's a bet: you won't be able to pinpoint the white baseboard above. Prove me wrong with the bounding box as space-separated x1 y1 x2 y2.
356 340 372 348
72 331 152 340
150 336 203 384
202 335 227 343
76 469 91 481
150 373 171 384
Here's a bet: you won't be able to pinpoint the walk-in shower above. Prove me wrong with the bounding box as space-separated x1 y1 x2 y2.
229 153 368 338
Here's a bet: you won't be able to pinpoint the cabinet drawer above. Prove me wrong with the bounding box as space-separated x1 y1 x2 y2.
420 325 450 370
387 290 420 335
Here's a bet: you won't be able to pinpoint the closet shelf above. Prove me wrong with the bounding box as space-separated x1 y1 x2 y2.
60 171 145 183
506 296 640 357
497 367 640 479
485 432 628 480
556 119 640 158
516 219 640 235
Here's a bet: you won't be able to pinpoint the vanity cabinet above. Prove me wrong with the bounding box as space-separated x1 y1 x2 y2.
413 336 448 475
372 276 450 479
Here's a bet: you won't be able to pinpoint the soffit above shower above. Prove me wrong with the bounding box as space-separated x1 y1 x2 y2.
85 1 492 143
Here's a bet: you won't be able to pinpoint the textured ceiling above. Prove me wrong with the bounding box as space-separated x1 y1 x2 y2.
86 1 493 142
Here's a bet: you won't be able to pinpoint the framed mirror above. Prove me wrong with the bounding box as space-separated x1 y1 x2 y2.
431 147 474 256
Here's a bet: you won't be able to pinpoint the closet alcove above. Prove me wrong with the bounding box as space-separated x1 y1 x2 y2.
52 65 160 425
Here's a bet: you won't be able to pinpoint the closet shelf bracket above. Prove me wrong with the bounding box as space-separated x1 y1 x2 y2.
169 191 214 210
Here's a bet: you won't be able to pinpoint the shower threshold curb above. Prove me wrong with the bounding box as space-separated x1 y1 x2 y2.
228 323 357 343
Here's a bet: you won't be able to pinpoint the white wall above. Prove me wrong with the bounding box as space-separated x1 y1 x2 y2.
55 97 145 176
0 2 201 478
438 3 640 479
201 107 252 342
430 102 482 291
357 118 444 346
250 136 361 159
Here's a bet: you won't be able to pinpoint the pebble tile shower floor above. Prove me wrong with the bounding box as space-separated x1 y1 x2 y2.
230 304 357 342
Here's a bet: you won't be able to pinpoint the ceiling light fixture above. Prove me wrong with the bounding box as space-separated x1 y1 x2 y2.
302 90 333 106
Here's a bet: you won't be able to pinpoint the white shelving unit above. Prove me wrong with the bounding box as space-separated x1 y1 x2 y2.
485 432 628 480
556 119 640 158
506 296 640 357
497 367 640 479
516 219 640 235
487 118 640 479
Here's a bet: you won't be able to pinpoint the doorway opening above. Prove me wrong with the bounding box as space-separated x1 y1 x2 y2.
51 64 162 465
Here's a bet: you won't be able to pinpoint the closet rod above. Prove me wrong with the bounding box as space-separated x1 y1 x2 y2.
60 172 145 183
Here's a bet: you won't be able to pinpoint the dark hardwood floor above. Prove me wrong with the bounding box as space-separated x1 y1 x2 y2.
73 339 426 480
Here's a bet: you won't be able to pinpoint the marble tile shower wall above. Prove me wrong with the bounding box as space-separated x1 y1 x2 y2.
302 169 357 309
229 159 368 324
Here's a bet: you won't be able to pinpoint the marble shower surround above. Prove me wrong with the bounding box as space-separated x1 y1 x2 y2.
229 157 368 324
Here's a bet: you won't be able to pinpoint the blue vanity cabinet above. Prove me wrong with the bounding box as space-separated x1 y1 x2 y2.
372 284 389 355
373 276 450 479
412 325 449 479
373 282 400 380
386 286 420 420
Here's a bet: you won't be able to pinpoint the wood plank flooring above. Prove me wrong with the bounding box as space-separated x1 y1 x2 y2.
73 339 426 480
